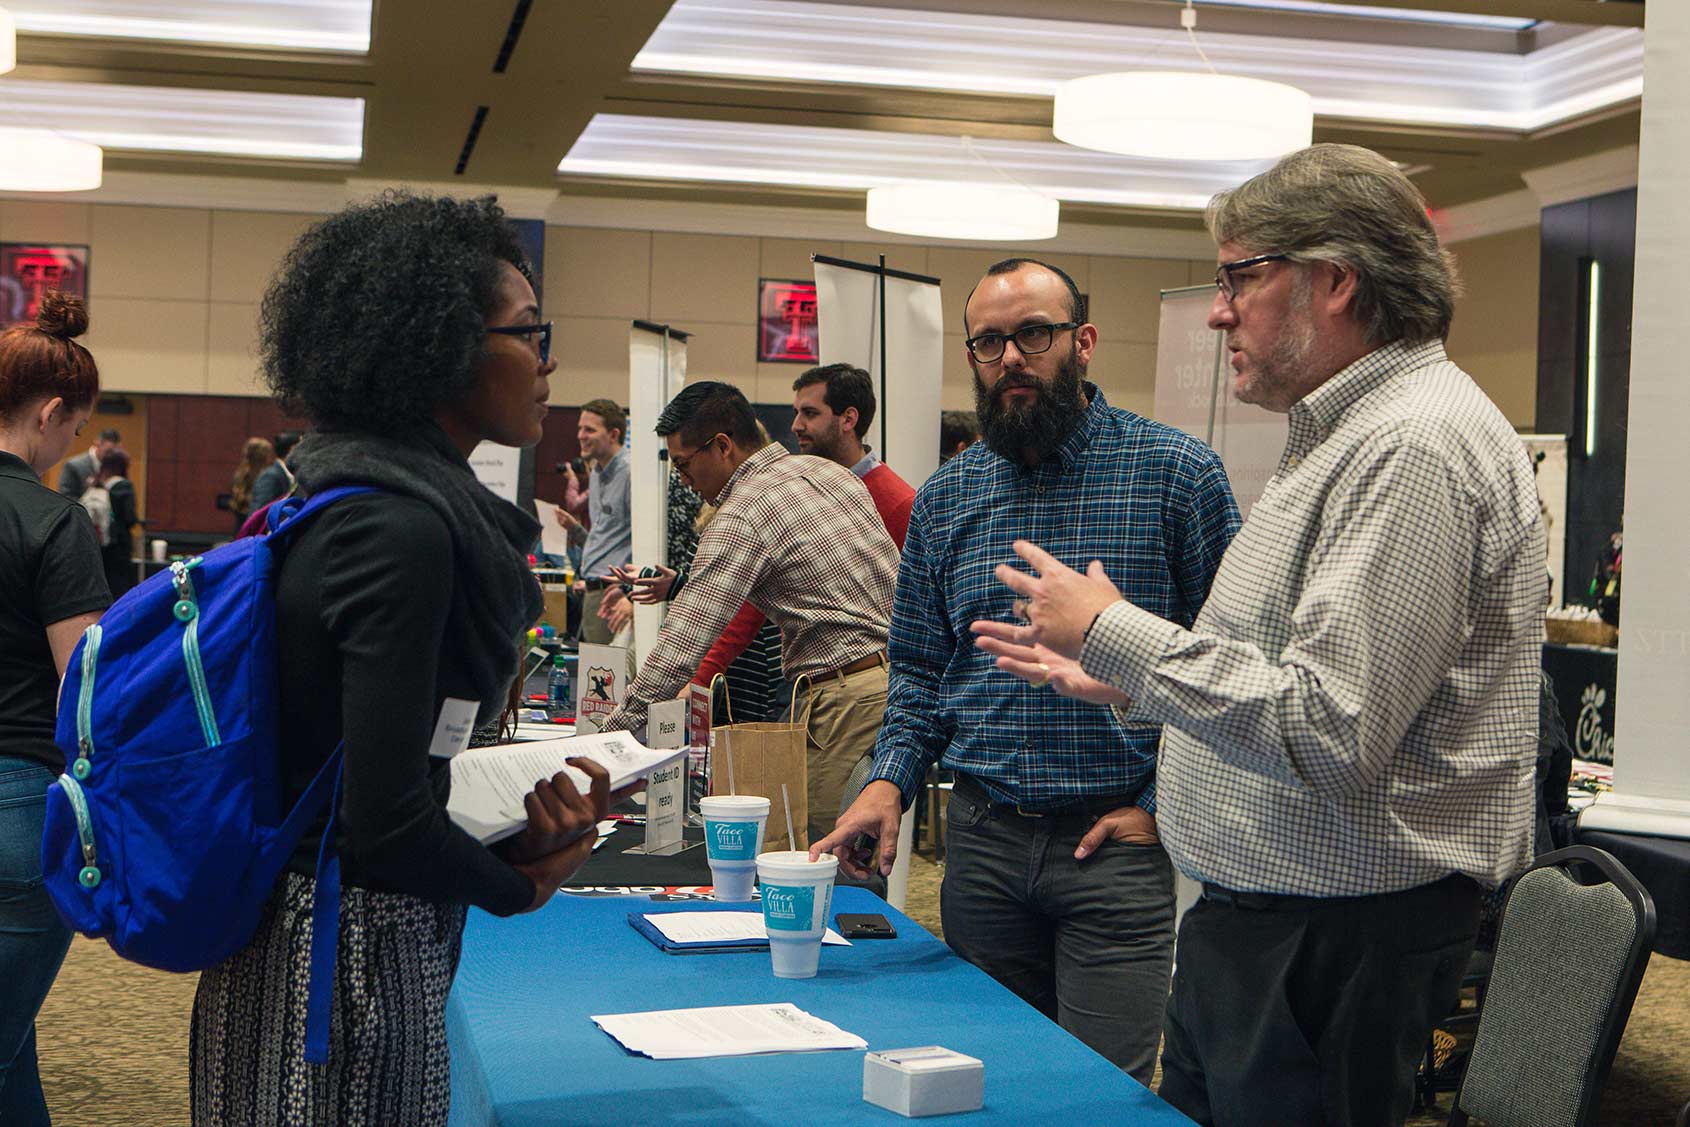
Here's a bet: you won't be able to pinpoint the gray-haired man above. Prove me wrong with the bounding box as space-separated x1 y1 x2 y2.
977 144 1546 1125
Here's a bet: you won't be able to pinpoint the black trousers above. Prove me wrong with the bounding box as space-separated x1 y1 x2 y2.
1159 873 1480 1127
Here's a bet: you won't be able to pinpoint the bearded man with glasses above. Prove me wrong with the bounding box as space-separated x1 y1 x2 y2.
814 257 1240 1082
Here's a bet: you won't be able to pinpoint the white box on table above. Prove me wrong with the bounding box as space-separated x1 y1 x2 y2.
863 1046 983 1117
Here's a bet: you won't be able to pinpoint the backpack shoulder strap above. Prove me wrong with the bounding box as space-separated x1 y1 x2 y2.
264 486 380 539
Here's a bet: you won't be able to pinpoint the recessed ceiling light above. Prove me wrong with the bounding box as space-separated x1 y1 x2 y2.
7 0 371 53
634 0 1637 134
1197 1 1534 30
0 79 363 161
561 114 1269 212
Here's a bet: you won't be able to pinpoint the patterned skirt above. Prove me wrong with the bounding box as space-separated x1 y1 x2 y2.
190 871 469 1126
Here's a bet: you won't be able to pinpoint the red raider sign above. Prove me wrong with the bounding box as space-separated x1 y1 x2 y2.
758 279 819 363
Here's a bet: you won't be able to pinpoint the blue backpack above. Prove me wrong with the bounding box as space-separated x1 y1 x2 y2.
41 487 373 1065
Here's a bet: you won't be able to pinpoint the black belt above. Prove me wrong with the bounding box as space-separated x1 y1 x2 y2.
952 773 1139 820
583 576 614 592
1201 872 1479 912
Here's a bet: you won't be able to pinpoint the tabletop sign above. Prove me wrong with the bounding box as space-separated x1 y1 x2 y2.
628 697 696 856
574 643 628 735
686 682 714 823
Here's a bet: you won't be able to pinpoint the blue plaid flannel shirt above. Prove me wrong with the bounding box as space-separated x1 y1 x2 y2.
872 384 1240 813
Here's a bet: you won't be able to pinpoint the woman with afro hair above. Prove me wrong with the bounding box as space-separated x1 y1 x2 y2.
190 193 632 1125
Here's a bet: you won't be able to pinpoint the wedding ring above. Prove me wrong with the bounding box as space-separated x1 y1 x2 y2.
1028 661 1051 689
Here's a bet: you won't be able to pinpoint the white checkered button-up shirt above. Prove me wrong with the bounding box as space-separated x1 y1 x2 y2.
1083 340 1547 897
606 443 898 735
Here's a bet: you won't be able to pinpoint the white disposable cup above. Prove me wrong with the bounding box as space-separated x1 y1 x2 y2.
150 539 167 562
755 850 839 978
699 795 770 902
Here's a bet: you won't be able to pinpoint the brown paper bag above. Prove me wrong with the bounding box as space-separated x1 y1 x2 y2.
706 676 809 850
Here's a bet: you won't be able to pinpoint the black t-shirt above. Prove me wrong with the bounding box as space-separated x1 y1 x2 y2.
276 491 533 916
0 450 111 770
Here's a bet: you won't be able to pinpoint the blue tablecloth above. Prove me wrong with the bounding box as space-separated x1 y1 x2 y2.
447 886 1191 1125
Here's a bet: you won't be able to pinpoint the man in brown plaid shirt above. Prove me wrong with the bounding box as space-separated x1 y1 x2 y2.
601 381 899 841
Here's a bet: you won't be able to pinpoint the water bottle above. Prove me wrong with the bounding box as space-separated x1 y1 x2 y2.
546 654 573 721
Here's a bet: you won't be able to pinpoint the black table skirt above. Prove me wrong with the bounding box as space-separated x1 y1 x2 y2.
562 819 713 890
1576 828 1690 961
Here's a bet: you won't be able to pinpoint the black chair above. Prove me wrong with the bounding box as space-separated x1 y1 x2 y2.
1448 845 1655 1127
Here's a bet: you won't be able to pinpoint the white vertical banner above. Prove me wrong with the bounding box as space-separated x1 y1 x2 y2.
814 257 944 491
1521 435 1568 610
629 322 689 671
1581 3 1690 836
1152 286 1285 518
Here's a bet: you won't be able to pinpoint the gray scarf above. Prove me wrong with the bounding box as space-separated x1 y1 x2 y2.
290 424 542 713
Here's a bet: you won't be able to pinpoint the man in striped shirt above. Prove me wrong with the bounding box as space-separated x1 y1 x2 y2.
815 258 1239 1082
981 145 1547 1125
601 381 898 842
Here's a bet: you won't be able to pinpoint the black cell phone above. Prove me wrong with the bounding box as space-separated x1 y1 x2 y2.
836 912 897 939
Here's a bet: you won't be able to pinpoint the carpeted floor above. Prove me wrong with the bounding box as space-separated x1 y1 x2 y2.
35 850 1690 1125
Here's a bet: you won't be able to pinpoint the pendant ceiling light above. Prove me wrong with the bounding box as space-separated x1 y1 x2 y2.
1 6 15 74
1052 1 1313 162
865 136 1059 241
0 129 104 191
0 9 104 191
867 182 1058 241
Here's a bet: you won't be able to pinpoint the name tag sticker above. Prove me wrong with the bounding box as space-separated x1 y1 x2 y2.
428 698 479 759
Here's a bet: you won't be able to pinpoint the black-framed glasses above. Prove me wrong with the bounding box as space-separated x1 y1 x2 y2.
666 434 724 477
486 320 553 364
1214 254 1289 302
964 321 1079 363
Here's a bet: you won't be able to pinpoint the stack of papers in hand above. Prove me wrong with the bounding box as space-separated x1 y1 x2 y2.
630 911 849 953
592 1003 867 1059
447 731 685 844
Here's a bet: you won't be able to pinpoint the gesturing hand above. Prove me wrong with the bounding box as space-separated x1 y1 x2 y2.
991 540 1125 659
967 624 1130 706
609 563 677 604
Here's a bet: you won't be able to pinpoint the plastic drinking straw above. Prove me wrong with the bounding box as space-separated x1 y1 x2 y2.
781 783 796 851
726 740 735 795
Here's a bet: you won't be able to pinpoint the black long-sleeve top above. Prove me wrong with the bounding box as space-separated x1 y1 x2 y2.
277 491 533 916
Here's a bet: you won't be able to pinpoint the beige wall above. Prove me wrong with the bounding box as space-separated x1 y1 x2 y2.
0 197 1538 429
0 199 312 398
1445 225 1540 429
553 226 1213 419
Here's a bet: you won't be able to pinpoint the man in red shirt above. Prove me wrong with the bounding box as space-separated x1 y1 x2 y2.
790 363 915 548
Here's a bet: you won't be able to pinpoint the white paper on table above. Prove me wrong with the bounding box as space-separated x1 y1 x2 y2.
591 820 617 851
591 1002 867 1060
533 499 574 559
447 731 684 844
643 912 848 947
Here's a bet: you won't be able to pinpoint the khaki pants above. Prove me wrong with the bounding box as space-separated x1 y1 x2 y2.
579 587 631 647
796 658 888 842
580 588 636 682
